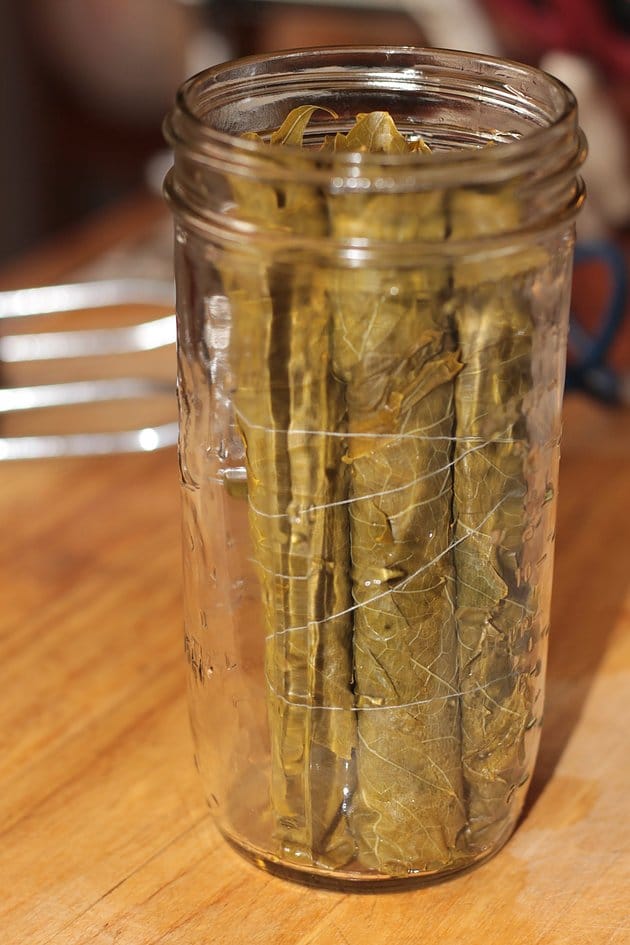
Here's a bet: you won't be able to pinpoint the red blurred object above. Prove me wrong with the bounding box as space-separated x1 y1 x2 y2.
482 0 630 79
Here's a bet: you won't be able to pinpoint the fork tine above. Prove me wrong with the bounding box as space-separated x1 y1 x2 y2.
0 378 173 413
0 315 176 361
0 278 174 318
0 279 178 460
0 423 179 461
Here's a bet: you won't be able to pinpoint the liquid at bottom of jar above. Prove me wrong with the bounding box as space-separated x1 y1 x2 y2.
209 761 523 890
219 827 516 891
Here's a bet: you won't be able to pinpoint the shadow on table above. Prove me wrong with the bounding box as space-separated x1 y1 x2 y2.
521 438 630 817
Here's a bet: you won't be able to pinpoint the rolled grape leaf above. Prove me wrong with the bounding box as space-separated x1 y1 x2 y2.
224 129 356 867
450 190 544 852
326 113 467 873
227 107 546 875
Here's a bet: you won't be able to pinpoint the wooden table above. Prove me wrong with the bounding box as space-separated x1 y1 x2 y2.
1 197 629 945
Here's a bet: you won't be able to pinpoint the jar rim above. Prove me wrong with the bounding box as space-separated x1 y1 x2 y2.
164 46 586 248
167 45 579 175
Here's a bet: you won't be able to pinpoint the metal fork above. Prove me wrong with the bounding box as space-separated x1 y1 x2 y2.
0 279 178 460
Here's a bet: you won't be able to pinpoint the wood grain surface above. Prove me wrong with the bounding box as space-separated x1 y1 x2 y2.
1 199 629 945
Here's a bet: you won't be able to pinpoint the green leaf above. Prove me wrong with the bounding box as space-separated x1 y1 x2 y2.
341 111 409 153
224 105 544 876
269 104 338 147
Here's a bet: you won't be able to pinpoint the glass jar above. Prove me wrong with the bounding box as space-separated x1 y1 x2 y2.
164 47 585 888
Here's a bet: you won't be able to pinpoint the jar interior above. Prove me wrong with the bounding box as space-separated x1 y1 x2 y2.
170 46 583 888
181 47 573 151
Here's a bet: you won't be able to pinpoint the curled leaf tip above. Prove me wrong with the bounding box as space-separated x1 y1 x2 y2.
269 104 339 147
248 104 431 155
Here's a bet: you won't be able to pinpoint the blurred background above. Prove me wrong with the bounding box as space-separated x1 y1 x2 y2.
2 0 630 263
1 0 630 412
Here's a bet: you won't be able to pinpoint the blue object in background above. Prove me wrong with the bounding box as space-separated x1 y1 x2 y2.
566 240 629 403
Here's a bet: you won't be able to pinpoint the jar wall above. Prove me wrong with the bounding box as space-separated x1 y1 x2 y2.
175 225 575 885
167 47 584 887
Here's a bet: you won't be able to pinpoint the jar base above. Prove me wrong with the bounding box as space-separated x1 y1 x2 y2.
221 828 512 892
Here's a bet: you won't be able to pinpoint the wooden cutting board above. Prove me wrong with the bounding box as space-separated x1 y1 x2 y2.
1 197 629 945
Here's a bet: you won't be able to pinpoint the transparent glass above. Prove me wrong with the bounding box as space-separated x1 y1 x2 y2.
164 47 585 888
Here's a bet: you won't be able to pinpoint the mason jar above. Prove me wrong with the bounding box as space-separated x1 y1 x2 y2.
164 46 585 888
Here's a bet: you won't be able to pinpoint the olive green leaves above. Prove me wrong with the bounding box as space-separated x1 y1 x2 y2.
226 105 541 874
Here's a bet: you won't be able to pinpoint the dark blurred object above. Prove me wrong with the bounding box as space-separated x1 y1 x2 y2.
481 0 630 79
0 1 47 261
0 1 201 264
211 0 425 52
608 0 630 32
29 0 194 124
